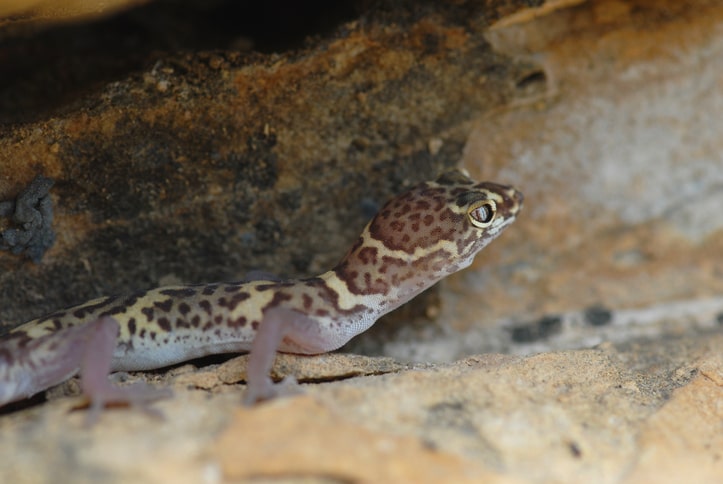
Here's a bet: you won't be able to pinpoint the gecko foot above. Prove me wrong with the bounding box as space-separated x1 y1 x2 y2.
82 378 173 426
242 306 326 406
79 317 172 425
242 375 302 406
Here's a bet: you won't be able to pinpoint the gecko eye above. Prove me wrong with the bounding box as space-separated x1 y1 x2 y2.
468 200 496 228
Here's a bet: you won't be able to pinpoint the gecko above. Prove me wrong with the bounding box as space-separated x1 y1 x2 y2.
0 169 523 416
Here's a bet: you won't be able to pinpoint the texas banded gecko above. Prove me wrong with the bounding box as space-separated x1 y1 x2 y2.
0 169 523 415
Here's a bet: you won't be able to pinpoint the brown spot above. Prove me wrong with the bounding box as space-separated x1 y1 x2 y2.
178 302 191 315
141 307 154 322
101 305 128 317
357 246 378 265
423 214 434 226
251 321 259 330
415 199 431 210
262 291 293 312
139 328 146 338
154 299 174 313
302 293 313 310
159 287 197 298
228 317 247 328
214 315 223 324
202 321 214 331
225 292 251 311
300 278 366 314
315 309 329 317
11 334 30 350
52 319 63 330
176 318 190 329
123 297 139 308
199 300 213 315
191 315 201 327
128 318 137 335
157 317 172 332
202 284 219 296
364 272 372 288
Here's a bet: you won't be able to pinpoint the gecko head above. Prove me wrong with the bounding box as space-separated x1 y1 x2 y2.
332 169 522 301
365 168 523 273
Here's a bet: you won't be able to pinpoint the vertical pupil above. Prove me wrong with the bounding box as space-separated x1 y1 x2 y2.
475 206 489 222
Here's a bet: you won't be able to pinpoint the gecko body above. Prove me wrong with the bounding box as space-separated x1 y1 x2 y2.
0 169 522 410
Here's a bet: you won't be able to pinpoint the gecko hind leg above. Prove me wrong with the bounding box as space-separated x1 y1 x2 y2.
243 307 326 405
79 316 172 425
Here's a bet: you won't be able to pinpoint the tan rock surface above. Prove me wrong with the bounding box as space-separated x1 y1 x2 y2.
626 367 723 483
1 332 720 483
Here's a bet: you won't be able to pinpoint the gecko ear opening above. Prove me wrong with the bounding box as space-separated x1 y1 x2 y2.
468 200 496 228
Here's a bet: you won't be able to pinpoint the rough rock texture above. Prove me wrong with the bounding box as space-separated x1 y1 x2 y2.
0 0 721 482
0 0 532 330
0 332 720 483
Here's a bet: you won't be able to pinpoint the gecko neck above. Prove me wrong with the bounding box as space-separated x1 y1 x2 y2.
323 248 464 322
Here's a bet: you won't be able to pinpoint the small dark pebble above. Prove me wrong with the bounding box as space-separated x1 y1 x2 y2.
584 305 613 326
510 325 537 343
510 315 562 343
538 315 562 338
568 441 583 458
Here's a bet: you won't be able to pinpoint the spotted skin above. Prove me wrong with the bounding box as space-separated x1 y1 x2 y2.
0 169 523 409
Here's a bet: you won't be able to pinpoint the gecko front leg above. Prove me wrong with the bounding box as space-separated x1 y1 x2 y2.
78 317 171 424
243 307 329 405
0 316 169 423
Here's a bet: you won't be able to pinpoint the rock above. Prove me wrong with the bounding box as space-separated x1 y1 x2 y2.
0 332 719 482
